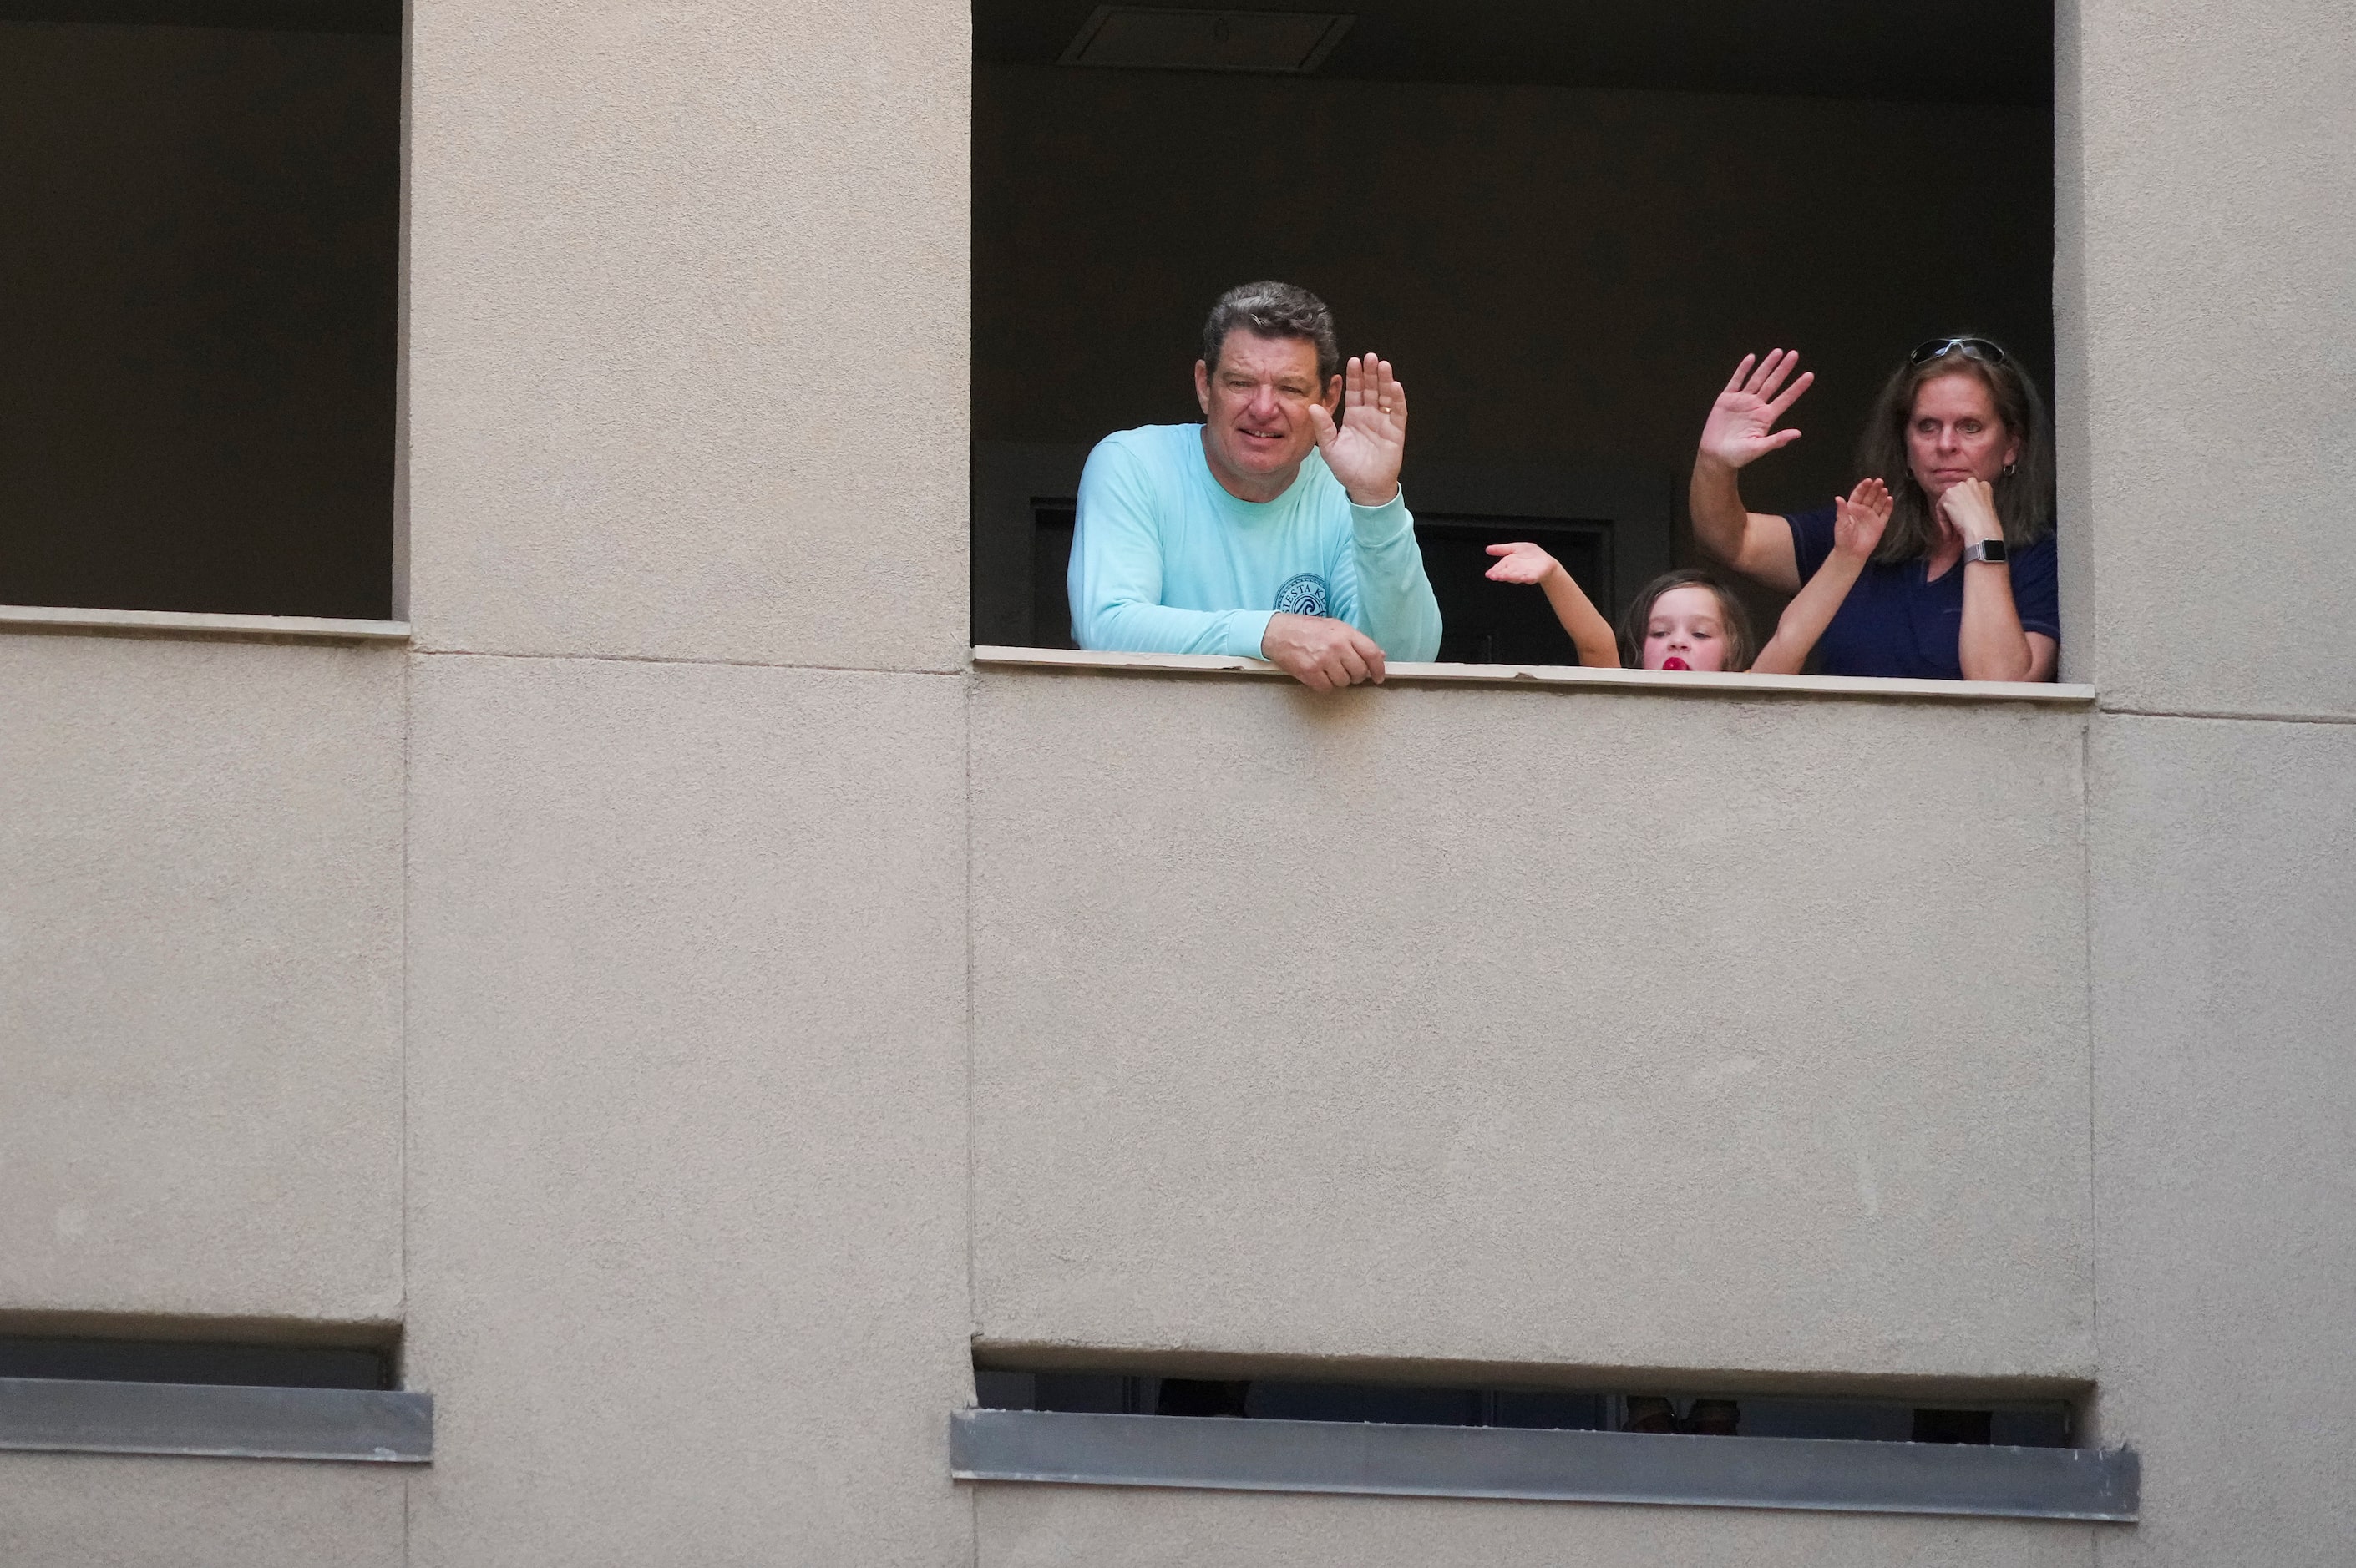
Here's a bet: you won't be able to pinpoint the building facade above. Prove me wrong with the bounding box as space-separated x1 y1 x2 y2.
3 0 2352 1563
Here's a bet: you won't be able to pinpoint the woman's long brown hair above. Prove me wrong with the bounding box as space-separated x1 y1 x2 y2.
1855 345 2056 565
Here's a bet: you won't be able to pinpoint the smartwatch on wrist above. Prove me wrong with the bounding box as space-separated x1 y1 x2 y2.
1962 537 2009 564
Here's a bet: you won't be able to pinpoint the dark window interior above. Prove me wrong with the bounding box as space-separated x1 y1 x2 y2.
0 0 400 618
972 0 2054 656
1031 501 1077 647
1416 516 1609 666
0 1333 393 1390
975 1367 2073 1448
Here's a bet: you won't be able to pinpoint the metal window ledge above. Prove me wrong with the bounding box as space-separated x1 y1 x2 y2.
0 604 412 643
950 1409 2136 1522
0 1378 432 1464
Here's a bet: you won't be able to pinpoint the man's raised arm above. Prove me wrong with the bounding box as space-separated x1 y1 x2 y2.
1315 354 1441 660
1068 437 1272 657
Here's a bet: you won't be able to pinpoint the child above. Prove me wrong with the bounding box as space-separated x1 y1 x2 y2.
1483 478 1893 675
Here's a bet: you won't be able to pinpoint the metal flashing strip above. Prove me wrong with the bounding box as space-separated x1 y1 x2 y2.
0 1378 432 1464
949 1409 2137 1522
0 604 412 642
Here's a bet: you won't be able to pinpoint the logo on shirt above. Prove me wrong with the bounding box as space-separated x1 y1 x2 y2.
1274 573 1330 617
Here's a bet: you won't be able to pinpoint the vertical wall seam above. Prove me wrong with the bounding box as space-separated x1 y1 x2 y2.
963 669 980 1388
396 7 416 1560
962 667 985 1568
399 647 416 1567
2080 711 2103 1444
398 640 412 1328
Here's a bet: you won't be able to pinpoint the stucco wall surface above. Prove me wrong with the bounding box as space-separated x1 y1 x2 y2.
0 1453 404 1568
971 670 2094 1382
2089 714 2356 1567
402 655 971 1566
975 1484 2097 1567
0 634 403 1322
2065 0 2356 716
403 0 970 670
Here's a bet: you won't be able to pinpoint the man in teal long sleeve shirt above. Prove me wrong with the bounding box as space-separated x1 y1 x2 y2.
1067 282 1442 690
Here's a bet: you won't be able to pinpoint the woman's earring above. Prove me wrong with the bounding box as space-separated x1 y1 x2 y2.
2002 462 2017 477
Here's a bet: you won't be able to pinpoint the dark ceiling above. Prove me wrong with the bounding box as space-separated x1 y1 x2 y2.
0 1 394 33
979 0 2054 106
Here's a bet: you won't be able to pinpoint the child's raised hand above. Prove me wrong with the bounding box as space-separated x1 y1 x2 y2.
1832 478 1893 561
1484 541 1563 585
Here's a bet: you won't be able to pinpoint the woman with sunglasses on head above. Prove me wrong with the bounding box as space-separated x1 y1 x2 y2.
1685 337 2059 682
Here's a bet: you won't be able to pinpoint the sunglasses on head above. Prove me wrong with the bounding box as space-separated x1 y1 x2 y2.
1910 336 2009 366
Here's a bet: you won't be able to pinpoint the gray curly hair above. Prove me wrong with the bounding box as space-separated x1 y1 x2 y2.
1201 281 1340 384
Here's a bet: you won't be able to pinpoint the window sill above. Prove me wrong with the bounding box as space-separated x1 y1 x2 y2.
974 646 2094 706
950 1409 2136 1522
0 604 412 644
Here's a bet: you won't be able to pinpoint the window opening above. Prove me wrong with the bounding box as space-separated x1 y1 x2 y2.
972 1 2055 669
0 1333 393 1391
974 1366 2072 1448
0 2 400 619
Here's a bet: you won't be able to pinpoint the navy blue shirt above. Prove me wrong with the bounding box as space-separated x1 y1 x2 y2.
1786 506 2060 680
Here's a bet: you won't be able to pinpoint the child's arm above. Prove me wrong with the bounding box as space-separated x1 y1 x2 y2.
1485 542 1619 666
1749 479 1892 675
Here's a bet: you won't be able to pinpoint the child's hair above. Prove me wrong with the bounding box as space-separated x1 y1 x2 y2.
1616 569 1756 672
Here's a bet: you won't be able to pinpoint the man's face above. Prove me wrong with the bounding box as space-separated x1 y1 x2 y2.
1194 330 1339 490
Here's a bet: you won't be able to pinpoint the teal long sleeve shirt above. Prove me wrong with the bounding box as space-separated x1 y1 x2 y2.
1067 424 1443 661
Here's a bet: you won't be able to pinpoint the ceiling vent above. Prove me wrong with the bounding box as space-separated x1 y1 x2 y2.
1058 6 1355 75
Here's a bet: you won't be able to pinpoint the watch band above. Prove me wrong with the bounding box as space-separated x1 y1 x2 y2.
1962 537 2010 564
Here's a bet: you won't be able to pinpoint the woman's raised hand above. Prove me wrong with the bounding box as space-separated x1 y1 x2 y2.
1483 540 1564 585
1832 477 1893 560
1698 350 1815 471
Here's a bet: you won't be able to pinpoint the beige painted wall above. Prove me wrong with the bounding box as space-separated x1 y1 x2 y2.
7 0 2351 1562
971 669 2094 1384
975 1485 2098 1567
0 634 404 1324
2060 0 2356 1561
2087 716 2356 1566
403 0 971 671
2061 0 2356 715
0 1452 404 1568
400 655 972 1565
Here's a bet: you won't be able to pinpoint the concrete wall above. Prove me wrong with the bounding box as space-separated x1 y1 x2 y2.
0 23 398 620
2061 0 2356 1562
975 65 2055 599
972 670 2094 1384
401 655 972 1566
0 1452 404 1568
4 0 2351 1563
976 1485 2095 1568
2062 0 2356 717
395 0 978 1560
0 634 404 1324
2087 716 2356 1566
403 0 970 670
